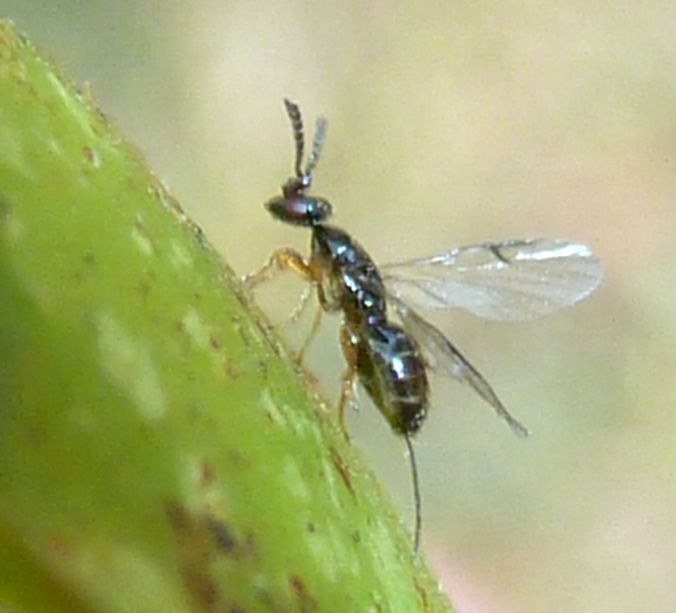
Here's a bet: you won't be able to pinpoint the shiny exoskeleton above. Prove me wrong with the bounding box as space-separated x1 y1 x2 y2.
312 224 429 436
245 99 427 551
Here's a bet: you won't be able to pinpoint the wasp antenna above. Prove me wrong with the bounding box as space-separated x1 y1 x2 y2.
305 116 327 178
404 433 422 555
283 98 305 179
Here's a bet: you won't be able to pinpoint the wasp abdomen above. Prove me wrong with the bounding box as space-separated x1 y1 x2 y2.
354 321 429 436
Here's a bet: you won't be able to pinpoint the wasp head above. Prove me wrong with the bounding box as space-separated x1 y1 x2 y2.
265 99 332 227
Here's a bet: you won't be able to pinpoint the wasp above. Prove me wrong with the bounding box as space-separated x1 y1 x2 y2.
244 99 603 553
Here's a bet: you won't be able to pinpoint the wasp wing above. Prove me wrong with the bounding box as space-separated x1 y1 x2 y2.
382 238 603 321
389 294 530 437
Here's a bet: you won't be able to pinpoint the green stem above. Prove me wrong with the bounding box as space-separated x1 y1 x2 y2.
0 20 452 612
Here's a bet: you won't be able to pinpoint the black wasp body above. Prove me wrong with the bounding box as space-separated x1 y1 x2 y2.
311 224 429 436
247 101 429 439
245 99 604 554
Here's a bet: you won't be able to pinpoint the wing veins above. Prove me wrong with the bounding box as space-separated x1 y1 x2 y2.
382 238 603 321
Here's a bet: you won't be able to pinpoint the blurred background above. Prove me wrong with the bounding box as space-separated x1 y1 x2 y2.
5 2 675 610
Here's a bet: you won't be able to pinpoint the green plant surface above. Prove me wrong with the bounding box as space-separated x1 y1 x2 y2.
0 20 451 612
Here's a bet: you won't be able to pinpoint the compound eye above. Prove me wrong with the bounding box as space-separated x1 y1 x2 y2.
265 196 332 226
265 196 307 224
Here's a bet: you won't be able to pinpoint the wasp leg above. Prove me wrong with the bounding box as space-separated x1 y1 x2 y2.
242 248 313 288
294 275 347 362
336 324 361 439
245 249 324 365
277 294 322 366
337 367 358 440
295 303 324 364
278 283 313 326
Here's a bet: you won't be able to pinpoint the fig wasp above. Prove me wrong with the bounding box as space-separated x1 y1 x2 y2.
244 99 603 554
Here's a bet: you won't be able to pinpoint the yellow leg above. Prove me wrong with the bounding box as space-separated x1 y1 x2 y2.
337 367 357 440
242 248 313 288
245 248 325 365
279 283 313 327
295 303 323 364
336 324 361 439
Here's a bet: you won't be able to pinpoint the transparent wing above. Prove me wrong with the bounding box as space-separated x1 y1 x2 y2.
382 238 603 321
389 294 530 437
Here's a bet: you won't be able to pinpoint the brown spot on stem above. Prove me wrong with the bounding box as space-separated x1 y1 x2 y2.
165 502 222 610
209 334 221 349
289 575 318 612
199 460 215 486
204 515 236 554
81 145 99 166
